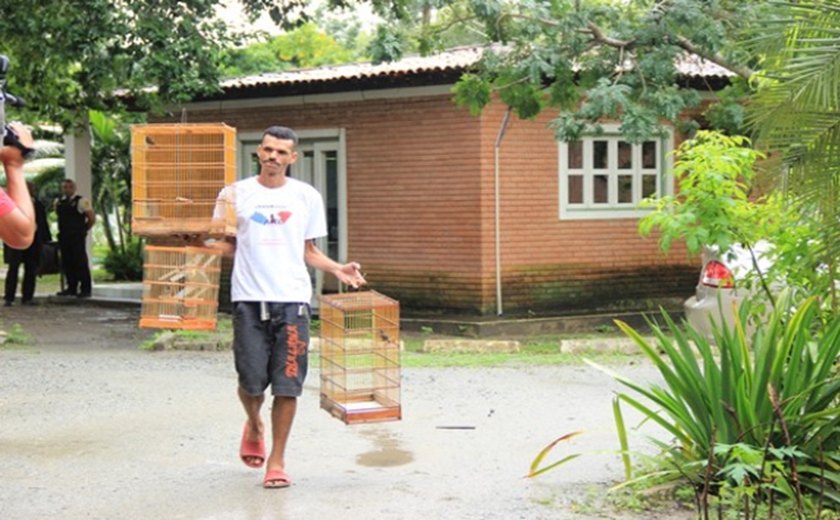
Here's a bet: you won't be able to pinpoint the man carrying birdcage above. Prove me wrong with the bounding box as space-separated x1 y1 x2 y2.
210 126 366 489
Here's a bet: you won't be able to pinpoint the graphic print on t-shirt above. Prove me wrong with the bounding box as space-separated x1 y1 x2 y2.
249 209 293 225
226 176 327 302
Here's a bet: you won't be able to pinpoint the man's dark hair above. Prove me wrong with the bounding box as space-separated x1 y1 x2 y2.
262 126 298 146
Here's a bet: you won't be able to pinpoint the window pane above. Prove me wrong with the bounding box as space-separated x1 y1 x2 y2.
618 175 633 203
593 174 608 203
326 152 339 256
568 175 583 203
642 141 657 169
618 141 632 169
642 174 657 198
593 140 608 169
568 141 583 169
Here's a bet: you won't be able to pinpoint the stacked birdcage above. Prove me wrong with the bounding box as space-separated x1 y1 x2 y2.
131 123 237 237
131 123 236 330
139 245 223 330
319 291 401 424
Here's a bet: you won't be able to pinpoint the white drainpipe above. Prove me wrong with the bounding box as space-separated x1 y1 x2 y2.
494 108 512 316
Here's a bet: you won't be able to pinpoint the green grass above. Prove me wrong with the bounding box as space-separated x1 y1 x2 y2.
400 349 636 368
0 323 33 348
140 317 234 350
311 349 634 368
401 351 578 367
399 335 639 368
137 316 641 367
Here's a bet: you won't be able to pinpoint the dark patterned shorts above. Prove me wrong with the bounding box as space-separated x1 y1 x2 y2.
232 301 310 397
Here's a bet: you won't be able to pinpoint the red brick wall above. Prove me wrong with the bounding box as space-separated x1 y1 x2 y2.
475 104 696 314
158 92 697 315
157 95 487 311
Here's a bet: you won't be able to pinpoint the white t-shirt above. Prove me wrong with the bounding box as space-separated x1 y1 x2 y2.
216 176 327 303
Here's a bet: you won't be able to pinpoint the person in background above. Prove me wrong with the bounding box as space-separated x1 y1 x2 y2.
53 178 95 298
4 181 51 306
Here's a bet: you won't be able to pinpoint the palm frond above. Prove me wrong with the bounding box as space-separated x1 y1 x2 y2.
746 0 840 311
30 139 65 159
748 1 840 152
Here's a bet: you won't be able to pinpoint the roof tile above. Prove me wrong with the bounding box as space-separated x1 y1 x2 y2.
222 46 733 91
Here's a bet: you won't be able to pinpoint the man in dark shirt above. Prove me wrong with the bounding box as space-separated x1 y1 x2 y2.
53 179 95 297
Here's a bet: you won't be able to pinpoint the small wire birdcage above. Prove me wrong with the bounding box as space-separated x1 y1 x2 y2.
319 291 401 424
131 123 236 237
139 245 223 330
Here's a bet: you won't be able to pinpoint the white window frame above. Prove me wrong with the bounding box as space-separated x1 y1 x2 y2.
558 124 674 220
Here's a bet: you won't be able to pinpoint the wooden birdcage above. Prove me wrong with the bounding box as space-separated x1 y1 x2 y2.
139 245 223 330
319 291 401 424
131 123 237 237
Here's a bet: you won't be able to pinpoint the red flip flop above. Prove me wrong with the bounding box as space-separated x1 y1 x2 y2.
263 469 292 489
239 423 265 468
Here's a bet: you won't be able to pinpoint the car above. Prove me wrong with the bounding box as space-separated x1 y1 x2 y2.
683 241 773 340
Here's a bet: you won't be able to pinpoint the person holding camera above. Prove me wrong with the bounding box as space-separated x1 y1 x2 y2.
4 180 51 306
0 121 35 250
1 55 36 250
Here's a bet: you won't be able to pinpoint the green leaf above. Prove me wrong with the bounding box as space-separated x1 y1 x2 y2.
527 431 584 478
548 63 578 109
452 74 492 116
613 398 632 481
367 24 404 63
499 82 544 120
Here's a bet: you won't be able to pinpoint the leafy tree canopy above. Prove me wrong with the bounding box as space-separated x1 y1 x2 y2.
241 0 763 142
0 0 237 129
220 22 362 77
2 0 763 141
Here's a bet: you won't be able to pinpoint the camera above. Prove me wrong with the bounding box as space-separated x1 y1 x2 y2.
0 54 33 159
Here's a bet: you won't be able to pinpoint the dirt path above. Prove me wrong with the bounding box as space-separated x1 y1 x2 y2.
0 303 693 519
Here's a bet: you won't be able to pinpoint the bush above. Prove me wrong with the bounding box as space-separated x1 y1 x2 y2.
596 291 840 518
102 238 143 281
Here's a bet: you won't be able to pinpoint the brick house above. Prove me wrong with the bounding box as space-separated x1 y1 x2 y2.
151 47 732 316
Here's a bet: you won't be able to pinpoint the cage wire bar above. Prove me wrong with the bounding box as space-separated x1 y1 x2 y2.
140 245 223 330
131 123 237 236
319 291 401 424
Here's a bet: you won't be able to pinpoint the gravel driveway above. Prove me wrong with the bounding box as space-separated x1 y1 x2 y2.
0 303 693 519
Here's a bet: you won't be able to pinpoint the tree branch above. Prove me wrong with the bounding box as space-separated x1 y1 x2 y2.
493 75 530 92
673 35 754 80
578 20 754 80
490 9 755 84
497 12 561 28
582 22 633 49
424 13 481 40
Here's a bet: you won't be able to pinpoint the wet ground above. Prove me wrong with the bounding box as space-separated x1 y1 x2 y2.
0 303 693 519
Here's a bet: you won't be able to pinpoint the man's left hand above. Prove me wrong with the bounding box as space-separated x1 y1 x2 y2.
336 262 366 289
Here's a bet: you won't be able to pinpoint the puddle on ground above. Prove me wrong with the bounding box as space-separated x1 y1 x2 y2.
356 429 414 467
